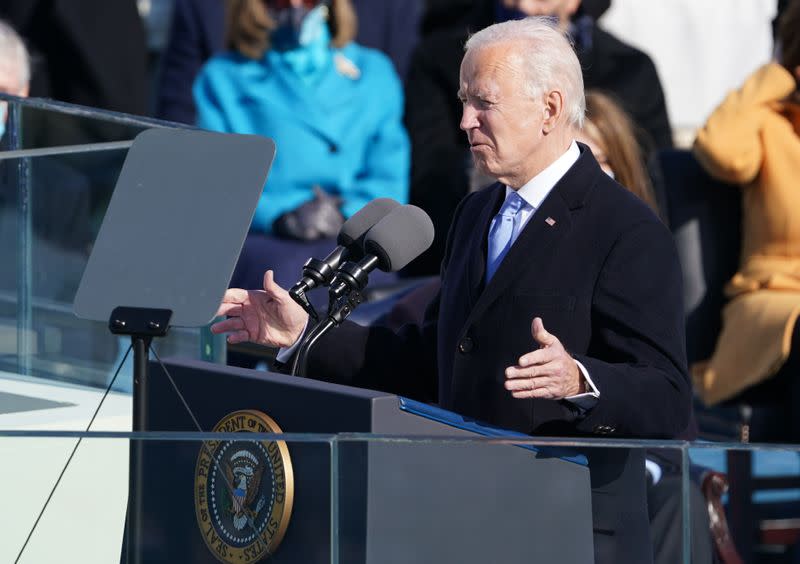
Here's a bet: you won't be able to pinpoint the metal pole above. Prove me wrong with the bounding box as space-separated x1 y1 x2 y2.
127 335 151 564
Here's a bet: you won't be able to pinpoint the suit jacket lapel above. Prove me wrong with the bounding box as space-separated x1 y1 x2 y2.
465 183 505 305
464 144 599 326
466 193 573 326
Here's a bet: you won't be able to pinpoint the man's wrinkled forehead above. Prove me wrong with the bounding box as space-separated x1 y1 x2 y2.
459 44 524 91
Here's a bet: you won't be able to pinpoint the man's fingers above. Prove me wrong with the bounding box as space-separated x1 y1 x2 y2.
504 376 539 391
504 376 559 397
226 330 252 344
531 317 558 347
509 385 557 399
517 346 557 368
225 287 251 303
263 270 286 299
210 316 245 335
215 302 243 318
505 364 535 379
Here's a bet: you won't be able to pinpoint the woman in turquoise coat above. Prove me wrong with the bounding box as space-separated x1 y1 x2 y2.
193 0 409 301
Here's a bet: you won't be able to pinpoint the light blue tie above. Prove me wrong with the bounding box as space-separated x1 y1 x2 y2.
486 191 526 282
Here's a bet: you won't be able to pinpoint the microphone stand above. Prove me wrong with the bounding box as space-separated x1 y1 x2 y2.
288 248 349 321
291 256 379 377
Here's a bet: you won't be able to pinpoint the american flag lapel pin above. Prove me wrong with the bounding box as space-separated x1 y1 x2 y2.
545 217 556 227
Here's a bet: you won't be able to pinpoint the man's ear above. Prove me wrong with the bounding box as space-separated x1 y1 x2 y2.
542 90 564 133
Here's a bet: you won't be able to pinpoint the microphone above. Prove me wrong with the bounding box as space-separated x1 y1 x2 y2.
289 198 401 315
292 205 434 377
328 204 435 301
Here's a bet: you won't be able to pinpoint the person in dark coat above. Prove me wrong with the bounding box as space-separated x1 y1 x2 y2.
155 0 224 125
212 18 692 564
0 0 148 117
0 0 149 159
0 19 91 301
404 0 672 276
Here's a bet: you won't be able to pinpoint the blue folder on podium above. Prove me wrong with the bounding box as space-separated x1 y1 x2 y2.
138 357 594 563
398 396 588 464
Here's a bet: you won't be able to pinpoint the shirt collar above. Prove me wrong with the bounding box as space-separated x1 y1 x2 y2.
506 141 580 209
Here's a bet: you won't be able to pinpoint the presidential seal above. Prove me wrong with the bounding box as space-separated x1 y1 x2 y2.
195 410 294 563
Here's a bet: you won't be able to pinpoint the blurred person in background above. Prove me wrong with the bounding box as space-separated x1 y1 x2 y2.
0 19 27 102
576 90 661 214
691 0 800 439
155 0 224 124
193 0 409 307
0 0 149 238
157 0 422 125
0 0 148 125
0 19 90 301
404 0 672 276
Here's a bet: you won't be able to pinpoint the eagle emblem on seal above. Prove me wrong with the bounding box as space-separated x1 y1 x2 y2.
194 410 294 563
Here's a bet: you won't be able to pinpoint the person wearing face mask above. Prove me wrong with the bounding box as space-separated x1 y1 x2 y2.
156 0 423 125
193 0 409 304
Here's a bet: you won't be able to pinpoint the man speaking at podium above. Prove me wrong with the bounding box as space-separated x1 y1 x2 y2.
213 17 690 564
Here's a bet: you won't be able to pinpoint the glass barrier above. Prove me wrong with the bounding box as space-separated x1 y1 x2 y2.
0 96 223 391
0 94 191 150
1 96 799 564
0 432 335 564
0 430 798 563
0 430 697 564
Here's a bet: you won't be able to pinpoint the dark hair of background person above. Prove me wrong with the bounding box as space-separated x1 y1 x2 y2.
778 0 800 70
584 91 659 213
226 0 357 59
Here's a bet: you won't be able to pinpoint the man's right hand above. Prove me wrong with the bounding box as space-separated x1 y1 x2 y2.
211 270 308 348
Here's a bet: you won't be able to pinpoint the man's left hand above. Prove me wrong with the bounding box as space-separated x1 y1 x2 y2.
504 317 584 399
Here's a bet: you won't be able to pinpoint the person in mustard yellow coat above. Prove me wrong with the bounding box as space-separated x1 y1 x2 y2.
692 1 800 411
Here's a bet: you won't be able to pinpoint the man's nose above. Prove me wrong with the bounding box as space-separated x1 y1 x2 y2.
460 105 478 131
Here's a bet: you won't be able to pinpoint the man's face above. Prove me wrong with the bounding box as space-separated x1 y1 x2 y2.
459 44 547 187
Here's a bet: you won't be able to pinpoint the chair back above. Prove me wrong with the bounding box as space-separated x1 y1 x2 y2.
658 149 742 365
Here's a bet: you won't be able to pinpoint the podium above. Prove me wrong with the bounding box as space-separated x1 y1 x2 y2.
136 357 594 563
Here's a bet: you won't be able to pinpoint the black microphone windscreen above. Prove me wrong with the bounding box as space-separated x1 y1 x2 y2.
363 205 434 272
337 198 401 247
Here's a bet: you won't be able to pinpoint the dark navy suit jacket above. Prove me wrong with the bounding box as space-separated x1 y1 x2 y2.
306 144 692 564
